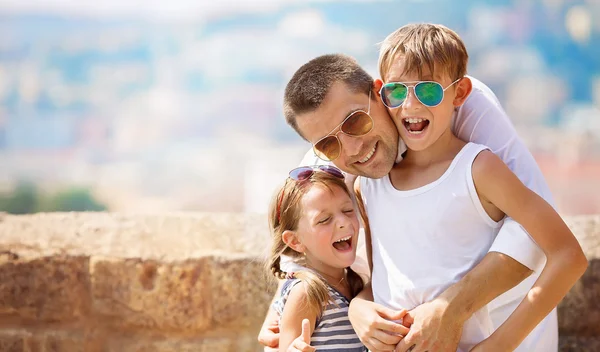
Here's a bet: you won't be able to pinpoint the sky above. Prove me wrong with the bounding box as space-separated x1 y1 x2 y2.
0 0 395 21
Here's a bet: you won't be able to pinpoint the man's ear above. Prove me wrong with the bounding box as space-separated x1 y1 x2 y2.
453 76 472 107
282 230 306 253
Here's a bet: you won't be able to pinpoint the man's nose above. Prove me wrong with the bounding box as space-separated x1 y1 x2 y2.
337 133 364 159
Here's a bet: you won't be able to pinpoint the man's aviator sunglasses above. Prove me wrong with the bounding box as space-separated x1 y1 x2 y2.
313 90 374 162
379 78 462 109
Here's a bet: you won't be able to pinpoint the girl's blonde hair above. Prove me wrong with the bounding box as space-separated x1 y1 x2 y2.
266 171 364 316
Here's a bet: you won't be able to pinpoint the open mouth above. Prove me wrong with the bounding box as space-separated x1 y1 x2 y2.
357 142 377 164
332 235 353 252
403 117 430 135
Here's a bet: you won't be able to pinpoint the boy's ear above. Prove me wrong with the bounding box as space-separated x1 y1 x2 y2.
453 76 472 107
282 230 306 253
373 79 384 97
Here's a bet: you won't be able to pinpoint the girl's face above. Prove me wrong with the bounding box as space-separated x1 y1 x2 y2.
295 184 359 278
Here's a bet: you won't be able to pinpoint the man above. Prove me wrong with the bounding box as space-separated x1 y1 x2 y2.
259 53 557 351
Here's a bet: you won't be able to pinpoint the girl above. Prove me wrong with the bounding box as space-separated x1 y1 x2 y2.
266 165 370 352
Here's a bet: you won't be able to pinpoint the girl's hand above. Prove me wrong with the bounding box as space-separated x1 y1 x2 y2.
287 319 316 352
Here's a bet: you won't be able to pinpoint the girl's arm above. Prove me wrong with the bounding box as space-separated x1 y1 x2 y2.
471 150 588 351
279 282 319 352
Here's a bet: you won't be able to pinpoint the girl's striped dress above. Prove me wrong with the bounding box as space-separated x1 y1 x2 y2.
273 278 367 351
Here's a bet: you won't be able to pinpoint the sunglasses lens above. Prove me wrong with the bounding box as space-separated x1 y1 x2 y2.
314 136 340 161
289 167 313 181
415 82 444 106
319 165 345 179
341 111 373 136
381 83 408 108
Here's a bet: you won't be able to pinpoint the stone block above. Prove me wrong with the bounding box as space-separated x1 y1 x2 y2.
558 258 600 336
104 335 261 352
559 335 600 352
208 256 277 330
0 331 26 352
90 256 212 333
38 331 105 352
0 255 90 322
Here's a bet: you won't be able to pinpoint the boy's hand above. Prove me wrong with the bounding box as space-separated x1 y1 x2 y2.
287 319 316 352
394 298 463 352
258 318 280 351
348 299 409 351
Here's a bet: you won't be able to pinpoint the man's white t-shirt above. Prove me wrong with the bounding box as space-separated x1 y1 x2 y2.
295 76 558 351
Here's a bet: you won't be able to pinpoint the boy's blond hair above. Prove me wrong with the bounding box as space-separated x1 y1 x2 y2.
378 23 468 82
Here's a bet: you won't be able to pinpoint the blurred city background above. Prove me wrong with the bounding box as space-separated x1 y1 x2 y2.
0 0 599 215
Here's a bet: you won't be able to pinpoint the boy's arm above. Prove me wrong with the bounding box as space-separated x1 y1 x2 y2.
394 251 532 352
453 76 553 271
470 151 587 351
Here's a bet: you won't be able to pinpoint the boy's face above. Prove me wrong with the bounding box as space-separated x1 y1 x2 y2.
383 57 466 152
295 81 399 179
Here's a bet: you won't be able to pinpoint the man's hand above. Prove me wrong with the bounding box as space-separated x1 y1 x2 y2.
287 319 316 352
348 298 410 352
258 317 280 351
394 298 463 352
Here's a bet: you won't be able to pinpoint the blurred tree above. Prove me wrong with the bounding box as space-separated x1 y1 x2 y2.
0 182 107 214
0 181 39 214
40 188 107 212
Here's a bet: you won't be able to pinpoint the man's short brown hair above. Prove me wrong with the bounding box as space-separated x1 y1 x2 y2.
378 23 468 82
283 54 373 141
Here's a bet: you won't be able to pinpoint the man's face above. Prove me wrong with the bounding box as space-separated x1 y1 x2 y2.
295 81 399 179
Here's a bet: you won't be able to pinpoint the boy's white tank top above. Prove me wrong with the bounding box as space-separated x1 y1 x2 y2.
360 142 500 352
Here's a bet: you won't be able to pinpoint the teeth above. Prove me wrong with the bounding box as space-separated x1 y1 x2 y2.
408 130 424 134
334 236 352 243
404 118 426 124
359 145 376 163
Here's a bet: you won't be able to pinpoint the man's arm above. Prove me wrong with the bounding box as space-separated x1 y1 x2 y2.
258 280 284 351
394 251 532 352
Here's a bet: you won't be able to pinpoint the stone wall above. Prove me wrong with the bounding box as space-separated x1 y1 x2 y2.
0 212 597 352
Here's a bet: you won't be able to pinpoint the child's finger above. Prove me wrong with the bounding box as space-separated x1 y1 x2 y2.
301 318 312 343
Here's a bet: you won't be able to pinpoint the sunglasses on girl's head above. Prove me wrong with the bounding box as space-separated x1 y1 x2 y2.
312 91 374 162
289 165 345 181
379 78 462 109
277 165 345 222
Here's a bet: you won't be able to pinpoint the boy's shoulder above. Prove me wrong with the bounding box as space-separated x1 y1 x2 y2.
472 148 503 178
471 148 515 194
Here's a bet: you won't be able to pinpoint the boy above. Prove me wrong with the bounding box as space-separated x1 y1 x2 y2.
352 23 586 351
